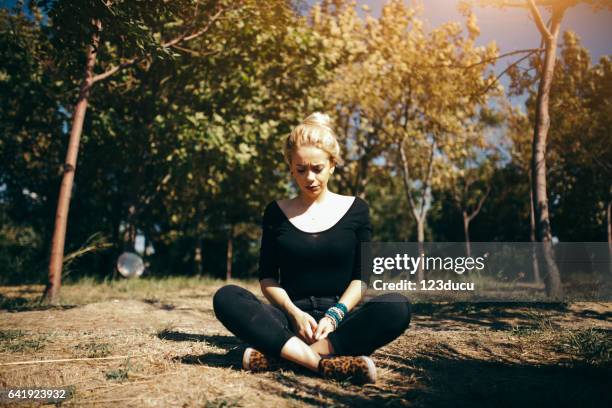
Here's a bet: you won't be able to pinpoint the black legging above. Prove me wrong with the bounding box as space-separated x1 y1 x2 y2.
213 285 411 357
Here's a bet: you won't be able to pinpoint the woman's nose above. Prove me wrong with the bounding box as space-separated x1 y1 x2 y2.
306 171 316 181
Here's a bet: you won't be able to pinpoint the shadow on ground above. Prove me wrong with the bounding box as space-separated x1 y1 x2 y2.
376 340 612 407
0 294 77 312
160 320 612 408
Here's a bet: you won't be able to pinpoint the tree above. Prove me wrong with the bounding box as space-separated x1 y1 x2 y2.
476 0 612 298
314 1 500 256
443 133 499 257
148 2 331 279
0 4 69 283
41 0 237 302
509 30 611 278
504 104 543 282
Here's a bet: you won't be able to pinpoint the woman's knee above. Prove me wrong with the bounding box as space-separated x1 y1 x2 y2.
373 293 411 332
213 284 248 315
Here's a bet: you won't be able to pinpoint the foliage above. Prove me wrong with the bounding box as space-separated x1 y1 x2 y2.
0 1 609 282
312 0 501 241
510 32 611 241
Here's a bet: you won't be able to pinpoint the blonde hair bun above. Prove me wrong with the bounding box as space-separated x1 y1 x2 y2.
284 112 343 166
301 112 333 130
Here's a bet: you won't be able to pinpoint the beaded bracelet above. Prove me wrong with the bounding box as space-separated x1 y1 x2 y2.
325 302 348 329
325 309 340 330
335 302 348 314
326 307 343 322
324 311 339 329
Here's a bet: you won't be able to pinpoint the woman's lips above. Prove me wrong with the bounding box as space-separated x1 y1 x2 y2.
306 185 320 191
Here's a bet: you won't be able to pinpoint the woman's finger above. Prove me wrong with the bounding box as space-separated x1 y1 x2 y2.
315 325 323 340
314 323 324 340
310 318 319 336
305 322 314 341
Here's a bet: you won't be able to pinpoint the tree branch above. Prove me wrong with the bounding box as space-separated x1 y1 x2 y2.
496 1 529 7
496 0 558 8
527 0 553 41
462 48 544 70
92 56 144 83
163 6 224 47
418 142 436 219
170 44 219 58
399 137 419 219
470 48 541 100
467 185 491 222
92 5 226 84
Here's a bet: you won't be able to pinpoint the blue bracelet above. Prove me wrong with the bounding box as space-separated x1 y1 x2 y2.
325 309 341 326
335 303 348 314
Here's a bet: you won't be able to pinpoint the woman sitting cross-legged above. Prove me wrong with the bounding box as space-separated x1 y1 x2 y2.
213 112 411 384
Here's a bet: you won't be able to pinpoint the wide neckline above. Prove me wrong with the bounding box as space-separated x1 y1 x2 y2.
274 197 358 234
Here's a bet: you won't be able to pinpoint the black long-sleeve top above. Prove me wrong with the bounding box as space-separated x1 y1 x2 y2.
258 197 372 300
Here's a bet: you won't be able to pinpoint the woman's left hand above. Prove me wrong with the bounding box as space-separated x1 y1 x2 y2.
314 316 335 341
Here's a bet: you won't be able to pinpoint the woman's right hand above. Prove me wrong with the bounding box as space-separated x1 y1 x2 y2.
289 309 318 344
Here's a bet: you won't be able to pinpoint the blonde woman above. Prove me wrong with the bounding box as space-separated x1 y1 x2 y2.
213 113 410 384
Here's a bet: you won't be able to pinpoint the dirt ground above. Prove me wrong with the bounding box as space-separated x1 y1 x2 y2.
0 279 611 407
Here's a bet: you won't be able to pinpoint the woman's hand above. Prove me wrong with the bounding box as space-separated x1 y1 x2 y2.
289 310 318 344
314 316 335 341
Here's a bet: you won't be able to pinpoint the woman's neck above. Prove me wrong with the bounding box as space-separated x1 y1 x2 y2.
298 188 331 207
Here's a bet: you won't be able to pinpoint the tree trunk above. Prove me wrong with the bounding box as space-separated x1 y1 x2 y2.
194 238 202 275
357 153 369 200
226 225 234 281
607 200 612 273
462 210 472 258
541 241 562 299
45 20 101 303
416 218 425 282
530 185 542 283
531 6 564 299
398 135 436 284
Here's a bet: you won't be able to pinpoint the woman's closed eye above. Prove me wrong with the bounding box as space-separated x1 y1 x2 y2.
297 166 324 174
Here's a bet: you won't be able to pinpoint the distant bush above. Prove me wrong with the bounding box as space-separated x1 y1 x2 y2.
0 221 47 284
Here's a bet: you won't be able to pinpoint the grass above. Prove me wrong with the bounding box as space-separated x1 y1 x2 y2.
0 329 25 341
204 396 243 408
73 341 113 358
0 329 47 353
556 327 612 367
105 357 136 382
510 311 557 336
508 312 611 367
0 279 610 407
0 276 257 310
0 295 41 312
59 275 255 305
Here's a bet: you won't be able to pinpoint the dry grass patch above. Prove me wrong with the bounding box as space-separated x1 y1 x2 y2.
0 280 611 407
0 329 47 353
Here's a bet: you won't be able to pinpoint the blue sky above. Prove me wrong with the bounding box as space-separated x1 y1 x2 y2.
309 0 611 61
411 1 610 61
325 1 611 63
302 1 611 108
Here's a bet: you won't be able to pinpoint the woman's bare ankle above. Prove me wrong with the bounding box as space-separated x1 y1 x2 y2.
310 338 335 357
280 336 321 372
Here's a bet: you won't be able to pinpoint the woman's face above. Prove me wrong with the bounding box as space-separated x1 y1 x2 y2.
290 145 335 199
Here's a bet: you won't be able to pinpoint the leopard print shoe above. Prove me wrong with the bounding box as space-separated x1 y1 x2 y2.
318 356 377 384
242 347 283 372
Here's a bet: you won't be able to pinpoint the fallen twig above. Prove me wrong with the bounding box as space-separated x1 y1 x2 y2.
0 355 145 366
81 397 154 404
